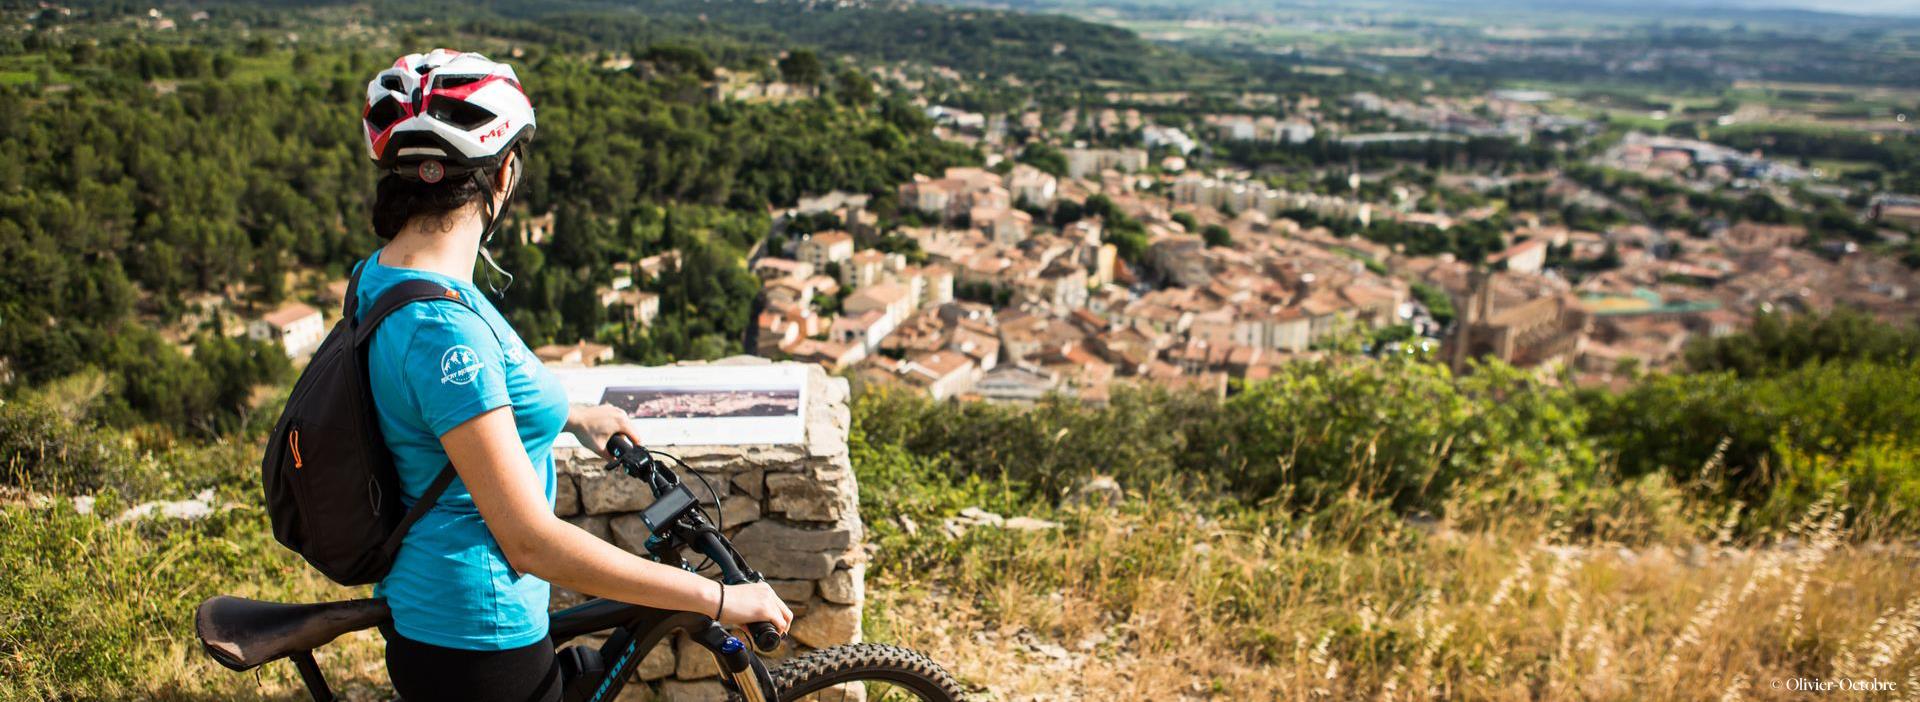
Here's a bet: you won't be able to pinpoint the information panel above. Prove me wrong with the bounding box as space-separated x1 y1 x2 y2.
549 364 808 446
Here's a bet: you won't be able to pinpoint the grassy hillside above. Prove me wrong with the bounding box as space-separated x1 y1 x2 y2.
6 313 1918 699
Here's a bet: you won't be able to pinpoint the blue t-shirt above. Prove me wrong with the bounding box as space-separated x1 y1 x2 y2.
356 250 569 651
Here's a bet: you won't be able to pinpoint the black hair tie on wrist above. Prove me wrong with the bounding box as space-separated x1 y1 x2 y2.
714 581 725 622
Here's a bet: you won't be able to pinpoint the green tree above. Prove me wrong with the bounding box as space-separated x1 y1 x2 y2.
778 49 824 86
1200 224 1231 248
832 68 873 105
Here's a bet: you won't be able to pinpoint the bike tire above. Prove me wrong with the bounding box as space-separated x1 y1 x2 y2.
761 643 965 701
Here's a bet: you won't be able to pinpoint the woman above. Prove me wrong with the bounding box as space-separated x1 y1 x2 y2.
354 49 792 702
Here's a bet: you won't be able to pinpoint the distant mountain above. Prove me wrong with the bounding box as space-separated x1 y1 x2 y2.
1452 0 1920 19
952 0 1920 22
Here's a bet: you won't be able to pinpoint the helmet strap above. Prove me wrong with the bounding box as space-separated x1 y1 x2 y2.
470 150 522 297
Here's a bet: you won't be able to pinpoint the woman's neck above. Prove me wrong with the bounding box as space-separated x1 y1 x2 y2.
380 207 485 282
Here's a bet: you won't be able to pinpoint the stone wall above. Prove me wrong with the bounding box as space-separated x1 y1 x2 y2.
549 358 862 702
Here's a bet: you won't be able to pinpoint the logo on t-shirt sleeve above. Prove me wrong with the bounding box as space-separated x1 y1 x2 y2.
440 345 485 385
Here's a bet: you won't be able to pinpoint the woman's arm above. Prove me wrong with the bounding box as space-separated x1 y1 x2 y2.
440 407 792 632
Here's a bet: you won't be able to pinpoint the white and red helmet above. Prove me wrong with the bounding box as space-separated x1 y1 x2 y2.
363 49 535 182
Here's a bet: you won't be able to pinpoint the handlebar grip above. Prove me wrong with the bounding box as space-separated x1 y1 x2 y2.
606 434 638 458
747 621 783 652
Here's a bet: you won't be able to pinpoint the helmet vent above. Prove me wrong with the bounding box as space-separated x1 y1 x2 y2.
435 74 482 91
365 97 405 133
426 99 497 131
379 74 404 92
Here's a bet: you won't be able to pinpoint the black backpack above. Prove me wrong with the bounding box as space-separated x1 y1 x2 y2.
261 264 463 585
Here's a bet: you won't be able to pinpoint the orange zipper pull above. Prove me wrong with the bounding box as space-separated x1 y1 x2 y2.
291 429 304 469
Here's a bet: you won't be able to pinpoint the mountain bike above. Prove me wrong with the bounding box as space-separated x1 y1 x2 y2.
195 435 964 702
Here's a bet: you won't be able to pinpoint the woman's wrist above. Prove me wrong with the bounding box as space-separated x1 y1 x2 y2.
563 403 593 432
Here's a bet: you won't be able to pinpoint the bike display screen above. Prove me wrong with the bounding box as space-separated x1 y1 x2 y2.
640 484 698 535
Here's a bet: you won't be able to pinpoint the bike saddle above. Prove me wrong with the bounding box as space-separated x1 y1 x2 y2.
194 595 391 671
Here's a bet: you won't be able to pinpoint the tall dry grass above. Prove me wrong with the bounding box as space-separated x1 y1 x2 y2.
865 492 1920 701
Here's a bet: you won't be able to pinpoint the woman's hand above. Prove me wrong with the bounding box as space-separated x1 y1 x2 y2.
566 404 641 459
718 582 794 634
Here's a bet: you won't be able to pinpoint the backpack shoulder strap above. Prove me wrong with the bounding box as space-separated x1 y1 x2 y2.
342 261 366 321
349 275 472 541
380 462 458 559
353 280 467 346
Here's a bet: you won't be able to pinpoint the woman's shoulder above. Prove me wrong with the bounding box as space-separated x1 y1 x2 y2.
359 279 491 361
380 296 491 344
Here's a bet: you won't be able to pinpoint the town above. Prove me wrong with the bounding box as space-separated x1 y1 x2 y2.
230 86 1917 406
721 93 1916 401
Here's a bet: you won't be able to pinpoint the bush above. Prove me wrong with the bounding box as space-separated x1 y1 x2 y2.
858 352 1920 538
1585 359 1920 527
1685 308 1920 377
859 358 1601 516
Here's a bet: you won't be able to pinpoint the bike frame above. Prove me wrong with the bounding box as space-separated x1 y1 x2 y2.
547 597 775 702
291 600 772 702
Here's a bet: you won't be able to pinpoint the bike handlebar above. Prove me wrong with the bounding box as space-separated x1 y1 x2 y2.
605 434 785 652
605 433 641 461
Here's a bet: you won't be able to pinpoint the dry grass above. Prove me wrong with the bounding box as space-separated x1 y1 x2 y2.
0 500 392 702
866 495 1920 702
9 475 1915 702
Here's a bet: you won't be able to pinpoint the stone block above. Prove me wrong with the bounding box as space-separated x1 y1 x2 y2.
658 679 728 702
742 444 811 468
578 470 653 514
687 472 728 505
714 498 760 530
820 562 864 605
675 634 720 680
554 446 599 474
768 578 815 605
663 445 746 472
766 472 850 523
555 473 582 517
806 421 849 459
612 682 657 702
821 374 851 407
730 468 765 499
636 639 676 681
663 444 809 473
790 601 861 649
609 513 654 553
809 452 853 475
747 549 836 581
732 519 854 553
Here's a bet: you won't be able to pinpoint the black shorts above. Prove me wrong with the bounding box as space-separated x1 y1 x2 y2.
382 624 562 702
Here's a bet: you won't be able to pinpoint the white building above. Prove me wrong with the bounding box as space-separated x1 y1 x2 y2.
1008 164 1058 208
1142 125 1198 155
1065 147 1149 179
251 303 326 358
795 231 855 271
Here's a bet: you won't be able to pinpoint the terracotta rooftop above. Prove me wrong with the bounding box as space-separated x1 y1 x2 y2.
262 303 320 328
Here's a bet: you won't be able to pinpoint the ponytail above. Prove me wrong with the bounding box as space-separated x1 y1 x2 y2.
370 172 489 239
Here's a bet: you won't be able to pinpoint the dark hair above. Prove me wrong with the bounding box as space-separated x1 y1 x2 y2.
371 173 488 240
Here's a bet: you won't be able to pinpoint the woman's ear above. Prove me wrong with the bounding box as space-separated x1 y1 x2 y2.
493 152 518 201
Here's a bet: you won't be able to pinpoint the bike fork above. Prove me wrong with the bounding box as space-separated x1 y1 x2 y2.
693 622 771 702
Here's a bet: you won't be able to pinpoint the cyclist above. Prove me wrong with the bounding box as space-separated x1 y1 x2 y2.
354 49 791 702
